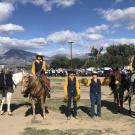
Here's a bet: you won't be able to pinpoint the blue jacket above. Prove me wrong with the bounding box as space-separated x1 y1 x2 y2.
68 77 77 96
90 79 101 94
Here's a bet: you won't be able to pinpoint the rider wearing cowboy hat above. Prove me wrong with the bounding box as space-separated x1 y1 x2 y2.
32 53 46 76
32 53 50 98
64 69 80 120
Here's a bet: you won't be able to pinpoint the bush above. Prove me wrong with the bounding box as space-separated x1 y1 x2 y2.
81 78 88 86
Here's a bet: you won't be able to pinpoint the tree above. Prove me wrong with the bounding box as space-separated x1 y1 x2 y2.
72 58 85 69
98 44 135 67
50 57 70 69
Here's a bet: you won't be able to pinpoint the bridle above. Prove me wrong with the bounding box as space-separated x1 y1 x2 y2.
22 75 35 93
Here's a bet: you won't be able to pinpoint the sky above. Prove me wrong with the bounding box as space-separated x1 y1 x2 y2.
0 0 135 56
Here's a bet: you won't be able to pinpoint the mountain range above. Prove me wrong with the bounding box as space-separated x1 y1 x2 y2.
0 49 89 65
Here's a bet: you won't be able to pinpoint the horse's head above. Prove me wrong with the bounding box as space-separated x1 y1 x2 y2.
21 74 32 97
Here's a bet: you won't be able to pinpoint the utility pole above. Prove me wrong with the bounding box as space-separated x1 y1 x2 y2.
68 41 74 68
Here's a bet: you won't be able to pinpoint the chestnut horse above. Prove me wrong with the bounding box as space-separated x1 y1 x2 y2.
21 73 50 119
113 68 123 107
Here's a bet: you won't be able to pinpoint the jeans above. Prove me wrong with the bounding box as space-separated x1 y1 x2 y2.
90 92 101 117
67 93 77 117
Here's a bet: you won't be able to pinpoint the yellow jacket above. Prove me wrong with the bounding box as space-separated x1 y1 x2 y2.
129 57 134 73
64 76 80 96
31 61 46 75
129 62 133 73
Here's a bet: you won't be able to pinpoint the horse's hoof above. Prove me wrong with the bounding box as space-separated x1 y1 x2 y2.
43 115 46 119
129 110 132 115
0 111 5 115
32 116 36 120
8 112 13 116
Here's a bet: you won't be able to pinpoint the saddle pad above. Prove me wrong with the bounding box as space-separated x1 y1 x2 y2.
0 73 5 87
5 73 13 87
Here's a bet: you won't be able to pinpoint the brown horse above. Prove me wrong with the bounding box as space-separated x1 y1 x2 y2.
21 73 50 119
113 68 123 107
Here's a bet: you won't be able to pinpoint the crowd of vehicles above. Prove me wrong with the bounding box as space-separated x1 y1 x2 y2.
45 66 131 77
45 67 113 77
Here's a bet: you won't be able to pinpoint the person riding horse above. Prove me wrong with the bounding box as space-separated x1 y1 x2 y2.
32 53 50 98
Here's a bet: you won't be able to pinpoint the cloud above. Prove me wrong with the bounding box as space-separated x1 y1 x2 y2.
0 23 24 34
100 7 135 22
110 38 135 45
3 0 77 11
47 28 105 45
0 2 14 22
46 47 67 56
0 37 47 52
47 30 81 44
115 0 124 3
85 33 104 40
127 24 135 30
98 6 135 30
86 24 109 34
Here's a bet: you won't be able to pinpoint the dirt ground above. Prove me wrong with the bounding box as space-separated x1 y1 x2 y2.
0 77 135 135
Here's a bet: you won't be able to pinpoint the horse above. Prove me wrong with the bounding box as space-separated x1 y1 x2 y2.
113 69 124 107
0 70 23 115
110 69 133 113
21 73 51 119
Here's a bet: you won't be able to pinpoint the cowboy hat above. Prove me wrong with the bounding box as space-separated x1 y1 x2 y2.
92 71 98 76
36 52 45 57
68 69 76 75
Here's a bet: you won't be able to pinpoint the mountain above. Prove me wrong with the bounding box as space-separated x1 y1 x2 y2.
0 49 50 65
0 49 89 66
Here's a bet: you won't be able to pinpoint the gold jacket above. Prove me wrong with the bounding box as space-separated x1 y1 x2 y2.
64 76 80 97
31 61 46 75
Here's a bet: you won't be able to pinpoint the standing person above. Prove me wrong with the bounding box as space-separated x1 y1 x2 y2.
129 56 134 73
89 71 101 118
132 56 135 72
32 53 50 98
64 70 80 120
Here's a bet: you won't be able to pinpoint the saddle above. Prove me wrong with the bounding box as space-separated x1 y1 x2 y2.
36 74 51 98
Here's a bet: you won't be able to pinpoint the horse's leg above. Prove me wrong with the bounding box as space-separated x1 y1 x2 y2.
115 90 119 106
0 96 5 115
7 92 13 115
119 91 123 108
128 96 132 115
117 93 120 106
121 92 124 108
114 90 116 104
32 99 36 119
41 94 46 119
